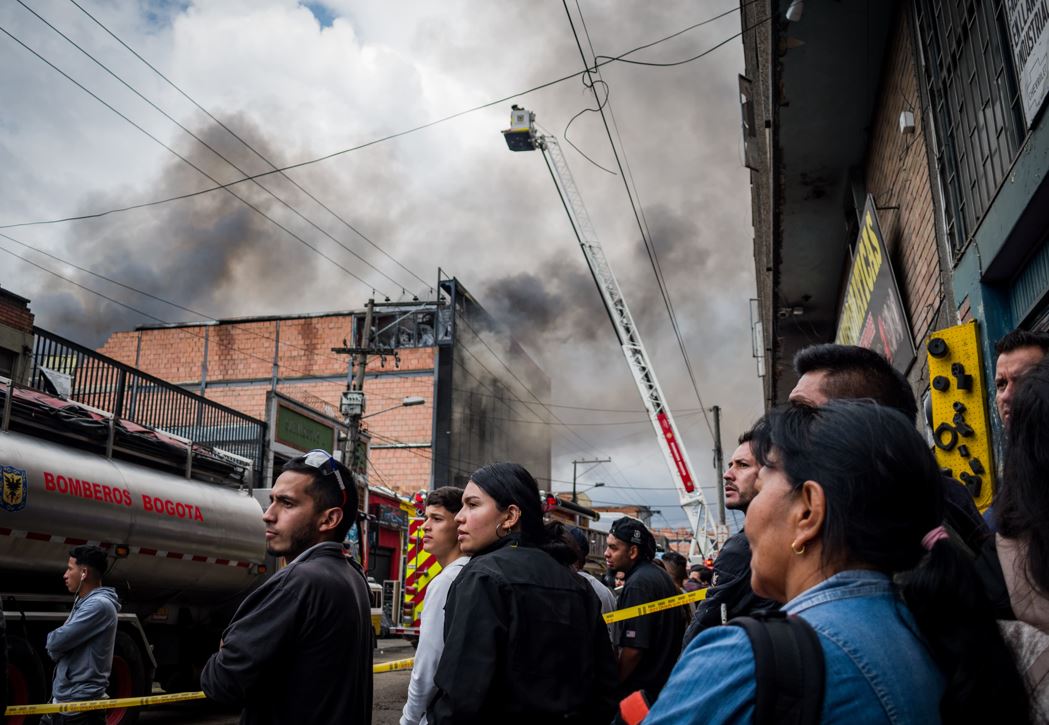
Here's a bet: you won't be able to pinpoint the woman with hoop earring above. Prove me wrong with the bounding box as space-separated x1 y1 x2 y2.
427 462 616 724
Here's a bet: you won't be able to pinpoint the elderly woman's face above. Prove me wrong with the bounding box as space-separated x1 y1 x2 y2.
746 451 803 603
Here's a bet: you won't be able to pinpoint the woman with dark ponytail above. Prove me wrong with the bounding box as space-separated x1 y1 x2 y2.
427 463 616 724
645 401 1028 724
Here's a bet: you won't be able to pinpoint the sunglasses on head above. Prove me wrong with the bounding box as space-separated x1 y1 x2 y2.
303 449 347 507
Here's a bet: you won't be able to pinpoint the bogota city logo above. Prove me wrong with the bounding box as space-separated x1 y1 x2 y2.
2 465 28 512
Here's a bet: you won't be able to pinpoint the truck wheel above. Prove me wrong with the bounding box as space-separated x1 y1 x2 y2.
6 636 46 725
105 632 146 725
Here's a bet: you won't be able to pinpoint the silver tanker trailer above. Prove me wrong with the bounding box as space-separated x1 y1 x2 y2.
1 326 273 725
2 429 268 724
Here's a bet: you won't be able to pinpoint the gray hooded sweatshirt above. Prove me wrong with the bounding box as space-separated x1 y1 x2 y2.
46 587 120 702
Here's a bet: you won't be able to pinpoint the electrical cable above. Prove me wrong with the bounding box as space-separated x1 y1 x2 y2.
0 242 357 385
0 21 389 297
61 0 433 292
562 80 617 175
0 230 377 378
1 5 761 232
563 0 728 440
16 0 417 296
593 12 773 68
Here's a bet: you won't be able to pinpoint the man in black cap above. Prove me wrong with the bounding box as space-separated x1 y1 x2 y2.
604 516 684 702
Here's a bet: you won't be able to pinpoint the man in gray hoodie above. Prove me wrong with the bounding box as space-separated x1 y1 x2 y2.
44 545 119 725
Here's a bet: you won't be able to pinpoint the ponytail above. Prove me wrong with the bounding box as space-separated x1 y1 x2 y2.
902 539 1029 723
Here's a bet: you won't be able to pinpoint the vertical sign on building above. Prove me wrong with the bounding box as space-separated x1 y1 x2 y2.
835 196 916 373
1005 0 1049 126
925 321 995 512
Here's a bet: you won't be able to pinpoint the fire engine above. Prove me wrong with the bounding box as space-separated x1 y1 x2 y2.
1 325 272 725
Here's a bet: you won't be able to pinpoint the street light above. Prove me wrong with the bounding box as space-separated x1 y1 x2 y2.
362 395 425 419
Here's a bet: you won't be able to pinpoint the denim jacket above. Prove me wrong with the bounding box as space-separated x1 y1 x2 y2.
644 570 944 724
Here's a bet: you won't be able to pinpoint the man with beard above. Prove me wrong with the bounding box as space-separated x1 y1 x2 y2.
202 450 373 725
682 431 775 646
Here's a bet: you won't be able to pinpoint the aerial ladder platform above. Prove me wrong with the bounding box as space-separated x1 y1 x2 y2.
503 106 717 557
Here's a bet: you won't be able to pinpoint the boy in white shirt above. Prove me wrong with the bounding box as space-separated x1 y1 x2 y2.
400 487 470 725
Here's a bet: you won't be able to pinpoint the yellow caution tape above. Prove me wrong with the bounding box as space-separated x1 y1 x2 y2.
4 658 418 716
3 691 207 716
8 587 703 716
373 657 415 673
603 587 707 624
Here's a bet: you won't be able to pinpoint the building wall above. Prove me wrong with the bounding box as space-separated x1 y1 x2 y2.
741 0 777 408
0 287 35 383
433 282 552 489
862 7 955 397
98 316 436 495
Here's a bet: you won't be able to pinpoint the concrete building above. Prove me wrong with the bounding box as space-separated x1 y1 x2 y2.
745 0 1049 508
97 277 551 495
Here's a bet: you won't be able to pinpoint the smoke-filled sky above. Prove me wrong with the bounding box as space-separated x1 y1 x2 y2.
0 0 763 530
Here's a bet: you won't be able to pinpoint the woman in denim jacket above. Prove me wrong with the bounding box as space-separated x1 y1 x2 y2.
645 402 1028 724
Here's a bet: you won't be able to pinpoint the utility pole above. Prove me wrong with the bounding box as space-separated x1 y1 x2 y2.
711 405 725 526
572 457 611 503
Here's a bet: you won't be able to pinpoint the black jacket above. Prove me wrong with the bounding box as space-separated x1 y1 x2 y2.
682 531 776 647
201 542 373 725
428 535 617 725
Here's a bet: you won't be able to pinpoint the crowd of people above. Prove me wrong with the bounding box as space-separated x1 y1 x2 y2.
5 333 1049 724
395 334 1049 724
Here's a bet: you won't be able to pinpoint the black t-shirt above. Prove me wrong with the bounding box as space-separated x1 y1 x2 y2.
613 560 684 700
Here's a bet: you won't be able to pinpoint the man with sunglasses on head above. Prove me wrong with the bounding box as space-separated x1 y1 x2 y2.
202 450 373 724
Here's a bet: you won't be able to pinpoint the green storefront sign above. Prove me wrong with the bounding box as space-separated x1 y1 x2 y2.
275 404 335 453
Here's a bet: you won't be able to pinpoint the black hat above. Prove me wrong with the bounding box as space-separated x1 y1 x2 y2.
689 563 705 573
610 517 656 561
70 545 108 576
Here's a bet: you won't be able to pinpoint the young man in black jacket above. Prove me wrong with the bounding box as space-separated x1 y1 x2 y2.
201 451 372 725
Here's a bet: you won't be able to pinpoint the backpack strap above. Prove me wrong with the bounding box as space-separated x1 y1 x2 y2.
730 610 825 725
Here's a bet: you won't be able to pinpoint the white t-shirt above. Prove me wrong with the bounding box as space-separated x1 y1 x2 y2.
400 555 471 725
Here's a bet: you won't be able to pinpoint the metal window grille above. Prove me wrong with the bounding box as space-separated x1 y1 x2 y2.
916 0 1025 255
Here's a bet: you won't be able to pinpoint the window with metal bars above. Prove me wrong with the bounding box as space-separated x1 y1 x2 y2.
916 0 1026 256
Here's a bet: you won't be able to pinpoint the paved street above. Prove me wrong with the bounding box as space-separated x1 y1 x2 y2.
137 639 414 724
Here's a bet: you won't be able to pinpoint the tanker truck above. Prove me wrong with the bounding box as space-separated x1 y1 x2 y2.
2 327 272 725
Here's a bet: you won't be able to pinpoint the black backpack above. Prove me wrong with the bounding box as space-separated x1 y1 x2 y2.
614 609 825 725
730 610 825 725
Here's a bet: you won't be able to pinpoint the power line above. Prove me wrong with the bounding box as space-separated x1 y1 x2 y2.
563 0 729 440
17 0 416 296
0 19 390 297
61 0 433 292
594 12 772 68
3 222 665 422
1 7 760 232
0 230 369 376
0 241 359 385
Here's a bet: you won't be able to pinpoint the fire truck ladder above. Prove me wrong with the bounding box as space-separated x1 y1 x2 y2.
503 107 716 556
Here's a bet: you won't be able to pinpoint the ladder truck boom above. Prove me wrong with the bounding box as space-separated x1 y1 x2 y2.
503 106 716 556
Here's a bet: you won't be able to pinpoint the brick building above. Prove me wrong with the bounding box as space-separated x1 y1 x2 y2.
97 277 551 495
0 286 34 383
745 0 1049 509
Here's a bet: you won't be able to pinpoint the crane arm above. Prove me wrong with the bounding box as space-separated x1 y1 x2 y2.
504 108 716 556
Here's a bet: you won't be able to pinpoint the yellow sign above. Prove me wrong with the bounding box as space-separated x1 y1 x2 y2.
926 321 995 511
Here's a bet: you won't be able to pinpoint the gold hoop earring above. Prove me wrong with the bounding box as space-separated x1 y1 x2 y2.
791 541 806 556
